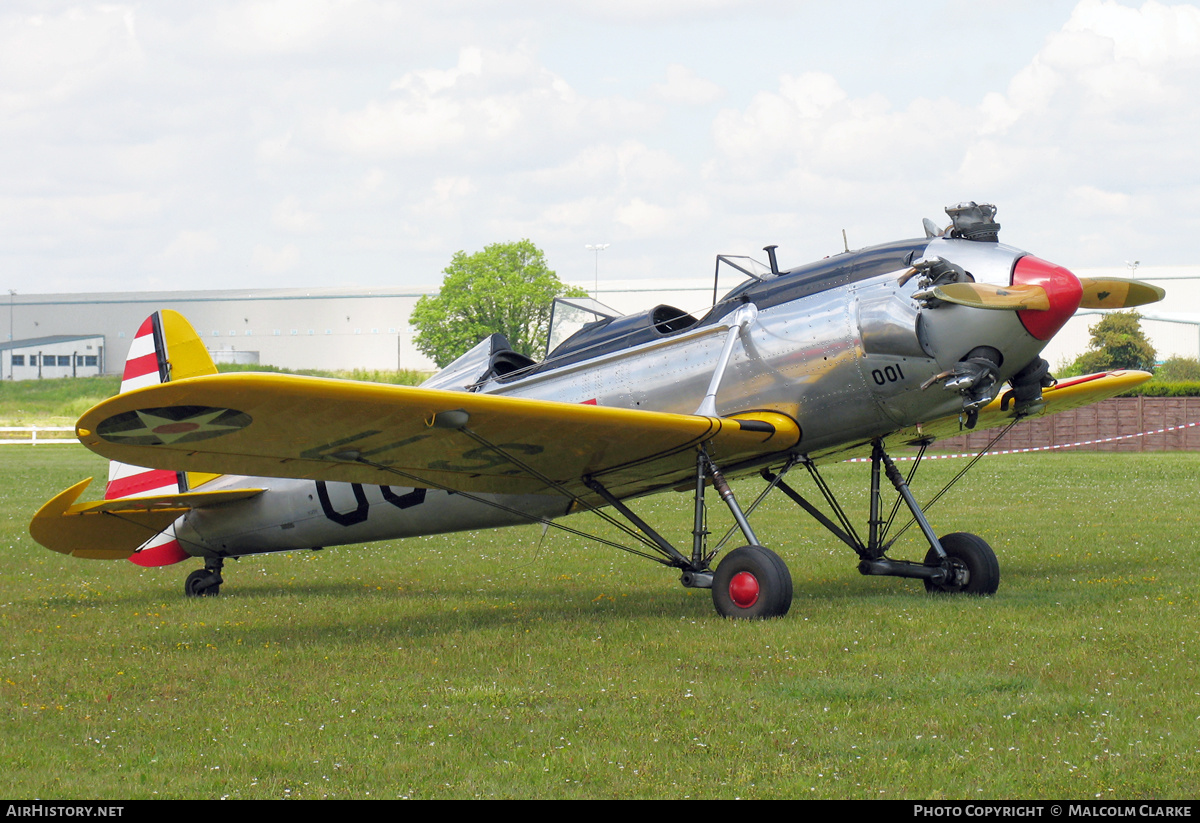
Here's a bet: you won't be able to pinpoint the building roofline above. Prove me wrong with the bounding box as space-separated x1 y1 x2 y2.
1 334 104 351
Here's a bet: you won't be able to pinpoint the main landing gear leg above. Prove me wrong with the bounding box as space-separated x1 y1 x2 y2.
184 557 224 598
701 451 793 619
584 447 793 619
764 439 998 595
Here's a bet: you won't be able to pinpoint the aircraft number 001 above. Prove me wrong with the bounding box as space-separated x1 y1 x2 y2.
871 365 905 386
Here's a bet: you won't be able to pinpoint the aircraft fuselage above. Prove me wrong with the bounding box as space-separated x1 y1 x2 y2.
171 235 1070 561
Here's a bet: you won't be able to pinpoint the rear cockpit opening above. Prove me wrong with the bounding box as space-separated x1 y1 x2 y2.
652 305 699 335
489 348 537 377
541 303 701 373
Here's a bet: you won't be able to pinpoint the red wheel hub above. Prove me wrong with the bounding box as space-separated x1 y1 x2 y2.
728 571 760 608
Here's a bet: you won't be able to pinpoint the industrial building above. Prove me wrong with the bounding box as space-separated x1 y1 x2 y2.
2 267 1196 380
3 287 437 376
0 280 714 378
1 335 106 381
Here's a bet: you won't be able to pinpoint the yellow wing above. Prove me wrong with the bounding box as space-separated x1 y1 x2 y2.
74 373 801 502
892 369 1153 446
802 370 1153 462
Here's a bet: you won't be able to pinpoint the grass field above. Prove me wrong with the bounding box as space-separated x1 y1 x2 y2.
0 376 121 428
3 446 1198 799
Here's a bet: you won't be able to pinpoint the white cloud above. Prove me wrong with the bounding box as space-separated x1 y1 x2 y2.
614 195 710 239
209 0 414 56
311 45 653 169
1067 0 1200 65
534 0 759 24
252 244 301 273
700 2 1200 265
159 230 221 275
0 6 143 105
315 46 568 159
6 1 1200 295
410 176 477 222
711 70 970 208
163 229 219 257
652 64 723 106
272 197 321 233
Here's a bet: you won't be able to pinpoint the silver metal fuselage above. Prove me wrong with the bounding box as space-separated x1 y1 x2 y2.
173 237 1051 560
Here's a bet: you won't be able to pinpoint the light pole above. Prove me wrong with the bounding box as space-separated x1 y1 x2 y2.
1126 260 1140 276
585 244 609 298
6 291 13 381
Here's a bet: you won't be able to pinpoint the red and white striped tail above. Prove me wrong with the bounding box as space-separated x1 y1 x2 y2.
104 312 214 567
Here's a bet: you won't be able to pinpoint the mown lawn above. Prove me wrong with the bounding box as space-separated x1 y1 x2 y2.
2 446 1198 799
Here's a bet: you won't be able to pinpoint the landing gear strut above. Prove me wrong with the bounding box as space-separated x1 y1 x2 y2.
584 446 794 619
364 411 796 620
184 558 224 597
764 439 1000 595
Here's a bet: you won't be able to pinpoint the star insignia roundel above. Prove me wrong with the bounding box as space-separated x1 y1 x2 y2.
97 405 252 446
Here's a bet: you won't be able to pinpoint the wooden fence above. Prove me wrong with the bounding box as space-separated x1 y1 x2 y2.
940 397 1200 452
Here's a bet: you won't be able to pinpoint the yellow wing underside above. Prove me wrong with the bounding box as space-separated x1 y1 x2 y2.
75 373 803 502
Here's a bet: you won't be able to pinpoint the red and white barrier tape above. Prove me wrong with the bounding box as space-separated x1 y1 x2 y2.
888 418 1200 461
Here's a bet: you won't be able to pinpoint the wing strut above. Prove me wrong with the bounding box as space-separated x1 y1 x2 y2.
883 419 1020 546
324 438 690 566
437 417 687 558
582 476 692 567
583 444 770 584
423 412 789 579
695 304 758 417
336 421 779 584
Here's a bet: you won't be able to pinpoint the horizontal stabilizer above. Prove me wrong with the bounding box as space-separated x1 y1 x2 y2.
30 478 263 560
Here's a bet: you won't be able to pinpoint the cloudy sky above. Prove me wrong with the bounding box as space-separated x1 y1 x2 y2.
3 0 1199 296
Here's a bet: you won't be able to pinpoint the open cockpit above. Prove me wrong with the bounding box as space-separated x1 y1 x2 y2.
420 238 931 393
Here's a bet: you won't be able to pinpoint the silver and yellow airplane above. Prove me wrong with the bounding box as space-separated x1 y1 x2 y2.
31 202 1164 618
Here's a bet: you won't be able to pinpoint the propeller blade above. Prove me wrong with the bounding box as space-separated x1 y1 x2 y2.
929 282 1050 311
1077 277 1166 309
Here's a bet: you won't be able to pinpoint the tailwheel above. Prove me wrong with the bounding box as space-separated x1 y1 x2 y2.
184 567 222 598
923 532 999 595
712 545 793 619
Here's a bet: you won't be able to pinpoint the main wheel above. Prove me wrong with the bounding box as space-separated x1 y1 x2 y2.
184 569 221 598
923 532 999 595
712 545 793 619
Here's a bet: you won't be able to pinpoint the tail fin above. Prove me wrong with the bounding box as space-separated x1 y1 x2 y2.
105 310 219 566
29 310 269 564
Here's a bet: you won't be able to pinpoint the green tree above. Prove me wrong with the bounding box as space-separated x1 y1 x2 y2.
410 240 584 368
1153 355 1200 382
1069 310 1157 374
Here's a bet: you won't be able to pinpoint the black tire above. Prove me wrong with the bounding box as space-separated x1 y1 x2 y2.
184 569 220 598
712 545 793 619
923 532 999 595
